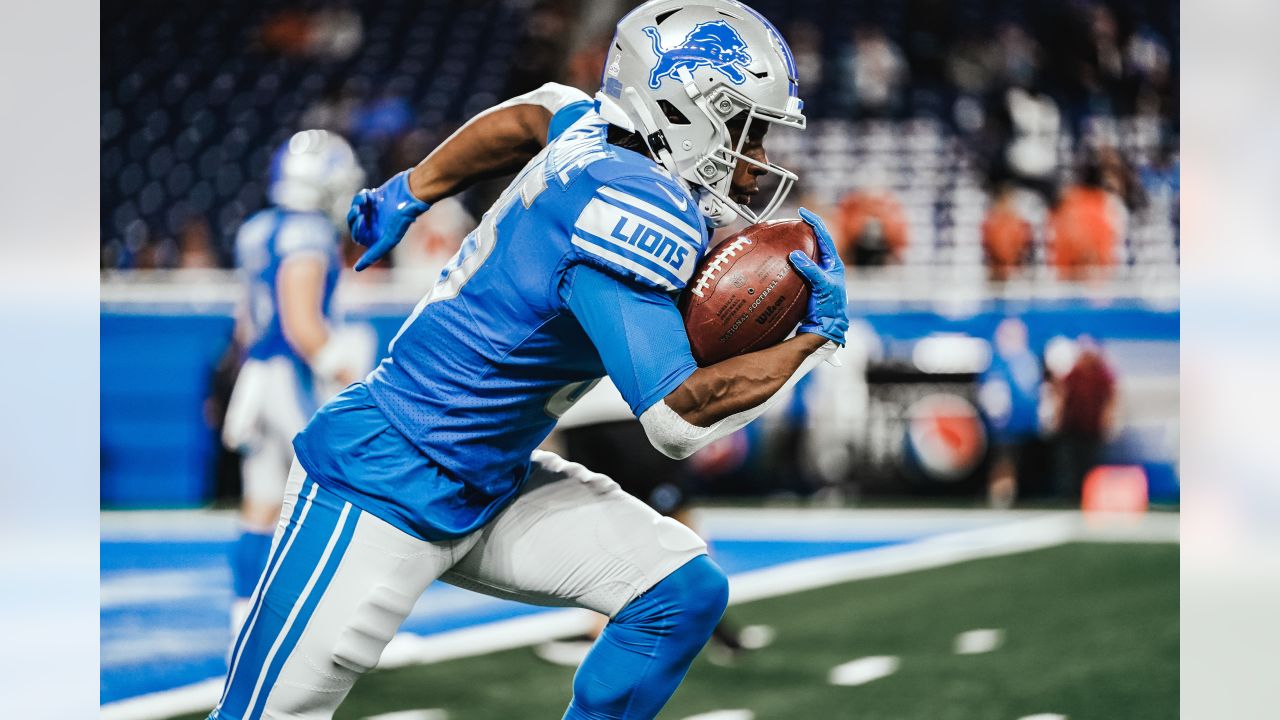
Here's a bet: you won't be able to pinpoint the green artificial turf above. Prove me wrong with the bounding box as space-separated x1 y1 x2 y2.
173 542 1177 720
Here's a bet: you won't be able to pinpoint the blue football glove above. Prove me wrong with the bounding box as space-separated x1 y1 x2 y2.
346 170 431 271
788 207 849 346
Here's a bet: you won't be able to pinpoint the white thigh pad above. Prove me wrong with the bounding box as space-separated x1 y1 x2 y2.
442 450 707 618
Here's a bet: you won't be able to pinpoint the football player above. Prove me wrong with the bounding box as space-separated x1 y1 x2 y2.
221 129 373 637
211 2 848 718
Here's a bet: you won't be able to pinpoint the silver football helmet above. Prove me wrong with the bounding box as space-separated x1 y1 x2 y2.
597 0 806 227
269 129 365 226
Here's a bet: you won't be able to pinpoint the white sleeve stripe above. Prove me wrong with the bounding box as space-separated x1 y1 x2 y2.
598 185 700 242
571 236 678 291
494 82 591 114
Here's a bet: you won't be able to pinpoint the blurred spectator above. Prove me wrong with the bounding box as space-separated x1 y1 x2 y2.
837 25 908 119
300 76 367 136
901 0 951 115
1048 148 1131 279
1125 25 1173 117
308 6 363 61
1044 0 1126 128
565 31 611 94
352 79 414 145
259 6 362 61
1044 337 1118 502
1083 3 1125 115
832 187 908 266
988 86 1061 201
177 217 218 269
994 23 1041 89
981 188 1034 280
946 32 997 103
259 9 311 56
505 0 575 98
977 318 1043 508
1138 140 1180 203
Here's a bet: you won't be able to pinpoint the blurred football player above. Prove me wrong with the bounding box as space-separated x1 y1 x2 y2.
221 129 374 637
211 2 848 719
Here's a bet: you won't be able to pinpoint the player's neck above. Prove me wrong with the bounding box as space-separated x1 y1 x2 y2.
605 124 652 160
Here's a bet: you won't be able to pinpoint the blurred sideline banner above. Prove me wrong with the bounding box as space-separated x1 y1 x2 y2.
101 269 1178 507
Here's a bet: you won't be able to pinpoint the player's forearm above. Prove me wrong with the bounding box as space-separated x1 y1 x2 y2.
282 318 329 363
277 258 331 362
407 104 551 203
665 332 828 427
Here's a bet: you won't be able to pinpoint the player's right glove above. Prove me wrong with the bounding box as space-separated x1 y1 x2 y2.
346 170 431 271
788 207 849 346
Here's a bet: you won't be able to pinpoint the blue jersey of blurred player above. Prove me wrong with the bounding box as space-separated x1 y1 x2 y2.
211 2 849 719
221 129 374 636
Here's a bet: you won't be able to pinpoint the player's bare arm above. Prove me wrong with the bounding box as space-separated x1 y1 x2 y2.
276 256 331 361
665 332 827 426
348 82 588 270
278 255 357 387
406 103 552 203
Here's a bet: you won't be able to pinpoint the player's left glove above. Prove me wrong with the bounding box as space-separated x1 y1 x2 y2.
347 170 431 271
788 207 849 346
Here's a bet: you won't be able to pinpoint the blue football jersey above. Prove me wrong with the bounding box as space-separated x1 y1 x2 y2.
979 348 1043 440
235 208 341 365
293 110 709 540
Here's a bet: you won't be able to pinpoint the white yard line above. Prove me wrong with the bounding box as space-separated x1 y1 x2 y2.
954 628 1004 655
828 656 901 686
360 710 448 720
101 510 1177 720
727 513 1076 605
100 611 598 720
100 679 224 720
680 710 756 720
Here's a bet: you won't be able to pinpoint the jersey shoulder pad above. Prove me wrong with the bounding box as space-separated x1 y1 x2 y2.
234 209 277 268
532 83 593 143
569 170 707 292
275 211 337 258
547 99 594 143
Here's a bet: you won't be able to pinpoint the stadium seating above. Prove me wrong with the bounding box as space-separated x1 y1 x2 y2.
102 0 524 268
102 0 1178 271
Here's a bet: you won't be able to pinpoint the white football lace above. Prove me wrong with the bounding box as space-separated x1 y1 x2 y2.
690 236 752 298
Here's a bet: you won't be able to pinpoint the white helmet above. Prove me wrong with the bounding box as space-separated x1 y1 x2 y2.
597 0 806 227
268 129 365 226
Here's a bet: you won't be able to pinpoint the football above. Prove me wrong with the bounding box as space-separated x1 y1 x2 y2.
680 219 819 366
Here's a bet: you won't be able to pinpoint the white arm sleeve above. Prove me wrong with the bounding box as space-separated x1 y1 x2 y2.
493 82 591 115
639 341 838 460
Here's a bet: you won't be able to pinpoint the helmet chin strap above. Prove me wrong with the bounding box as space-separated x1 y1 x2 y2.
624 86 680 177
625 84 740 227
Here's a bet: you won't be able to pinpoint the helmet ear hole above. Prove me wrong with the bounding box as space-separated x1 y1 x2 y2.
657 99 691 125
654 8 680 24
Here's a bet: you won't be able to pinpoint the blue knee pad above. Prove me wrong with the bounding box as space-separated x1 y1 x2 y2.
231 529 273 599
565 555 729 720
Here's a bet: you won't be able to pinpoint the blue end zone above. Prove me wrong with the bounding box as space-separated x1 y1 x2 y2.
100 532 916 704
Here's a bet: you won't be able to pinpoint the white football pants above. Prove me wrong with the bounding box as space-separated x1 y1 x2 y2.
211 450 707 720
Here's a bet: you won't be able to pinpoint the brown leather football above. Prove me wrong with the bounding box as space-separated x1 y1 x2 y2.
680 219 818 366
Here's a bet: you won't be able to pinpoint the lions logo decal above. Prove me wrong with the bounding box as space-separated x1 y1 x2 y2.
643 20 752 89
